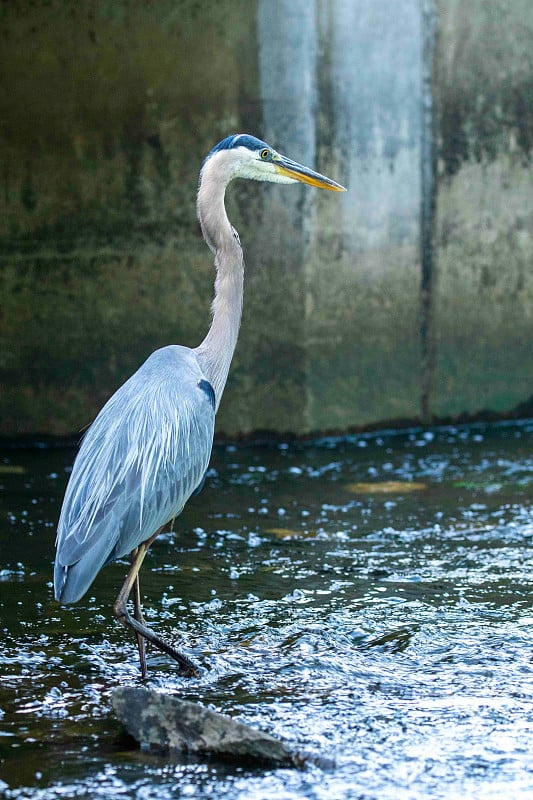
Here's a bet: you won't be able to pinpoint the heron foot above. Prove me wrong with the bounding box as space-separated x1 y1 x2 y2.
113 535 199 678
113 600 199 678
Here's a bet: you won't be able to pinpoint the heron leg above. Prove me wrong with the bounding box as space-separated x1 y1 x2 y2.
131 554 147 679
113 534 198 678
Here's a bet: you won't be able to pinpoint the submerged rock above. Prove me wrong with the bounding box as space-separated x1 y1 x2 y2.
112 686 303 767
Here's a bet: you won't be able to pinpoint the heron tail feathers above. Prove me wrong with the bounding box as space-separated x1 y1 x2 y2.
54 532 115 604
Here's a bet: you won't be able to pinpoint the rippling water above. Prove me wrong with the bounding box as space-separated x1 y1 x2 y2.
1 421 532 798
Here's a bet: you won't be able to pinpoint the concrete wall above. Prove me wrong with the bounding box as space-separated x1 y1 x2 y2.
432 0 533 416
306 0 424 430
0 0 261 435
1 0 532 437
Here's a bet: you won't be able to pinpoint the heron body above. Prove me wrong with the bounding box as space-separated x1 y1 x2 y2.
54 347 215 603
54 133 345 676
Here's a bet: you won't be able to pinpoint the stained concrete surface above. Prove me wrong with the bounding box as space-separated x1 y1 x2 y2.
433 0 533 417
0 0 532 436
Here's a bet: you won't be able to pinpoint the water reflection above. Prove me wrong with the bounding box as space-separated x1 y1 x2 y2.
1 421 532 798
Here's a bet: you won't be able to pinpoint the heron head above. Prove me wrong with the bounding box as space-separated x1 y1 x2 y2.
203 134 346 192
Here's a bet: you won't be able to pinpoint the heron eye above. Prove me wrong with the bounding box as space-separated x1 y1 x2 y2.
260 149 270 160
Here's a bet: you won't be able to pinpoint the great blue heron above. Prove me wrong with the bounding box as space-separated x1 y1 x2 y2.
54 134 345 678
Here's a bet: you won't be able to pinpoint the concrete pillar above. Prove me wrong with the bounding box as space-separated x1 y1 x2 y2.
432 0 533 417
305 0 424 430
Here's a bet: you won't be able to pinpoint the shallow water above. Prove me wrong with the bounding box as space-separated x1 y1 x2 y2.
0 421 532 799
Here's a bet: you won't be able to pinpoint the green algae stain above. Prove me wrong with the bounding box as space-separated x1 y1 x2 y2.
0 0 259 436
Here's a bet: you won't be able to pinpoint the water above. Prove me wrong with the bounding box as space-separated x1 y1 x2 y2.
1 421 532 799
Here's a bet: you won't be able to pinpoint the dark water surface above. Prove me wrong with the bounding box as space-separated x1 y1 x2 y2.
1 421 532 799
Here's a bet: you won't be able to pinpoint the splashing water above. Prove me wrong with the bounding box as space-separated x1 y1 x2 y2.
1 421 532 798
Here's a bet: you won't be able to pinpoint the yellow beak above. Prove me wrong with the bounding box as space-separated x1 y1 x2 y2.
274 155 346 192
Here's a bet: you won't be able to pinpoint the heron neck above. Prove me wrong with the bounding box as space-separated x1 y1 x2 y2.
195 164 244 410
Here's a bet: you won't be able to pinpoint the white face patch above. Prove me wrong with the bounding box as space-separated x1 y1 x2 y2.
205 146 298 186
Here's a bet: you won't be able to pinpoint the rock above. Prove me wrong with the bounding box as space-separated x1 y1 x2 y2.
112 687 304 767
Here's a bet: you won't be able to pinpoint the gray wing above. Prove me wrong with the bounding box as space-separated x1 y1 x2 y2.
54 346 215 603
